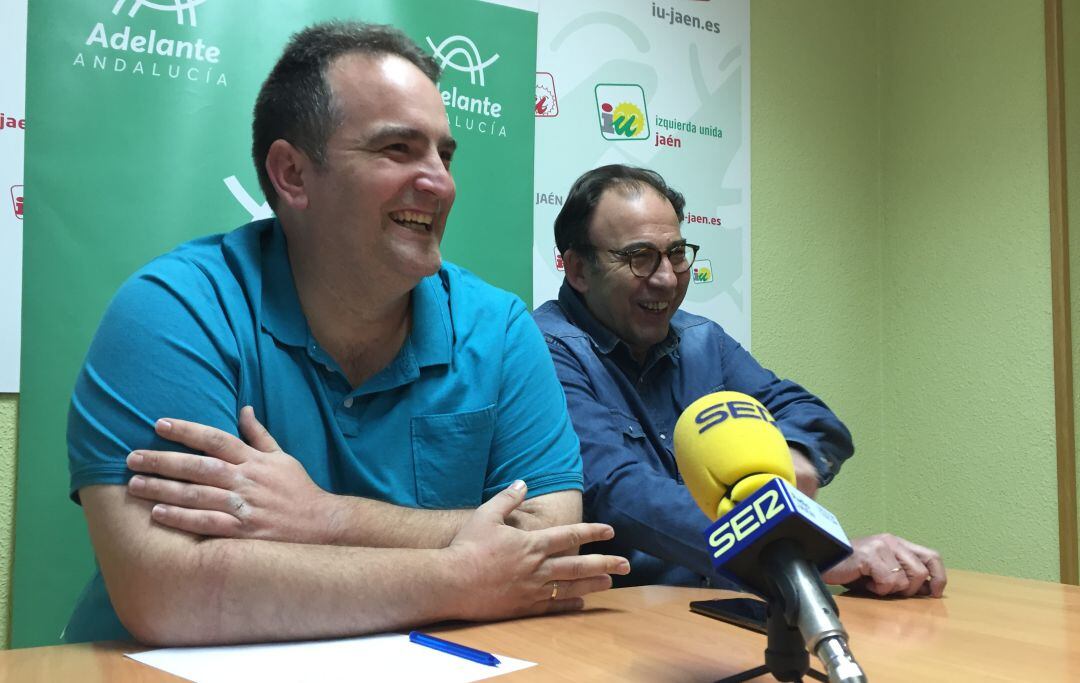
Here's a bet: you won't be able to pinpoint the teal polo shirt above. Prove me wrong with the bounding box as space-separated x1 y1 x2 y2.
64 218 582 643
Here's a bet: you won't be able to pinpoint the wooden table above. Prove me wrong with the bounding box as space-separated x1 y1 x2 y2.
3 569 1078 681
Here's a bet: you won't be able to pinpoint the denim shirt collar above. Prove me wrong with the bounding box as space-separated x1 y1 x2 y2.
556 279 682 369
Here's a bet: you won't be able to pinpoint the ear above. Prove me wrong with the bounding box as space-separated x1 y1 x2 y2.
563 248 591 294
265 139 312 211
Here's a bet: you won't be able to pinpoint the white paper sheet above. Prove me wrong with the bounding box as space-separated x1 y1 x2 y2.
126 633 536 683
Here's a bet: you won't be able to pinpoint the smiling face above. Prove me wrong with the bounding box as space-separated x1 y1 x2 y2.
567 186 689 362
298 52 457 287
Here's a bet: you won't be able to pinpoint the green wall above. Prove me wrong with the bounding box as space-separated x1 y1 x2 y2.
879 0 1056 579
752 0 1060 581
0 0 1068 649
750 0 886 537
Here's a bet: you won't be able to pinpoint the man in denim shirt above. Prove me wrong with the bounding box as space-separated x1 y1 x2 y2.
534 165 946 598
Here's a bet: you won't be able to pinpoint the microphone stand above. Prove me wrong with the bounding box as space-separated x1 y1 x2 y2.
715 602 827 683
717 538 864 682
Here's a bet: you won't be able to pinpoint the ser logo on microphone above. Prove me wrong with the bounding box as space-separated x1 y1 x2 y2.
695 399 777 433
708 488 787 558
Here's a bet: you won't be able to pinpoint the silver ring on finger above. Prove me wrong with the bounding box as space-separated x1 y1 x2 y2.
550 581 559 600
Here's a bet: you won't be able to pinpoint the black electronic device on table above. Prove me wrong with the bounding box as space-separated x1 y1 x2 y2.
689 597 768 635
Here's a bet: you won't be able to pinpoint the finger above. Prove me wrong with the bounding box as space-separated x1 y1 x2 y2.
541 575 614 602
239 406 281 453
536 522 615 556
155 418 248 465
473 480 528 524
525 597 585 617
843 576 875 595
150 504 245 537
910 544 947 597
544 553 630 582
128 475 242 514
127 450 236 488
893 545 932 597
864 549 911 597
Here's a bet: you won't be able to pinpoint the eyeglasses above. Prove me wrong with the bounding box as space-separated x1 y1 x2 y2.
603 242 700 278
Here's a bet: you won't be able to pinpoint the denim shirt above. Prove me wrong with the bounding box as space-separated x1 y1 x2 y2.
533 281 854 587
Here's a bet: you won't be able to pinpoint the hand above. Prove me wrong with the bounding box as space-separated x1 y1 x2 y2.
821 533 947 598
788 446 819 498
126 406 335 544
446 480 631 620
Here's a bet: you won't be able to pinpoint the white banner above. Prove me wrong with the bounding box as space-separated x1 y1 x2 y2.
532 0 751 345
0 0 27 391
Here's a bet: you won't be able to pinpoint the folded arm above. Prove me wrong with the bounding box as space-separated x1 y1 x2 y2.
82 480 625 646
128 409 580 547
719 331 854 488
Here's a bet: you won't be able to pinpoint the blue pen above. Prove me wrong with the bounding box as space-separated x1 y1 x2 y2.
408 631 501 666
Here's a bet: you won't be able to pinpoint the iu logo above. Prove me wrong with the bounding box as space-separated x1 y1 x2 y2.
536 72 558 117
111 0 208 26
10 185 24 220
426 35 499 87
594 84 650 141
692 259 713 284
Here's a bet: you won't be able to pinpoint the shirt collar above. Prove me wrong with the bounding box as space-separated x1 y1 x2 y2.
557 279 620 354
410 272 453 369
260 219 309 348
556 278 683 363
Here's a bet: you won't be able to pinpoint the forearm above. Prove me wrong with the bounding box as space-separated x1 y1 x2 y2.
321 494 471 548
322 488 582 547
143 539 456 645
86 486 461 645
593 479 714 577
722 334 853 485
507 489 582 530
86 483 627 646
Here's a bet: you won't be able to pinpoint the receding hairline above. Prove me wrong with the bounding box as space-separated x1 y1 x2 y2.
322 50 438 102
320 53 454 151
593 180 680 220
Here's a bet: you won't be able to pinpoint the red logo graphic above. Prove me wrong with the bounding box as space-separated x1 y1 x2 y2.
10 185 23 220
553 246 564 271
536 72 559 117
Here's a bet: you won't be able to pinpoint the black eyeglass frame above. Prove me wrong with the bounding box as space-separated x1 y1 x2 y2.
600 241 700 278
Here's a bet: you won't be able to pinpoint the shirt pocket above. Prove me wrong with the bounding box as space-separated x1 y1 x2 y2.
411 405 497 508
612 409 647 444
613 410 684 482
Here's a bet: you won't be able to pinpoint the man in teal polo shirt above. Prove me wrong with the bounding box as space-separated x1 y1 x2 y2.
66 21 628 646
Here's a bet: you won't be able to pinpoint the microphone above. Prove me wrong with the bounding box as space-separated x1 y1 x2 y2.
674 391 867 683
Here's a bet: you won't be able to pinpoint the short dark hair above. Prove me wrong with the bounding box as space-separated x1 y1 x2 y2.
553 164 686 258
251 21 441 208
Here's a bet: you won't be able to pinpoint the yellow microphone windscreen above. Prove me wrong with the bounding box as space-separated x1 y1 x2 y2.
673 391 795 520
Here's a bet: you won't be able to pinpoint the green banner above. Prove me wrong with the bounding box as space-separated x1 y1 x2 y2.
14 0 536 647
